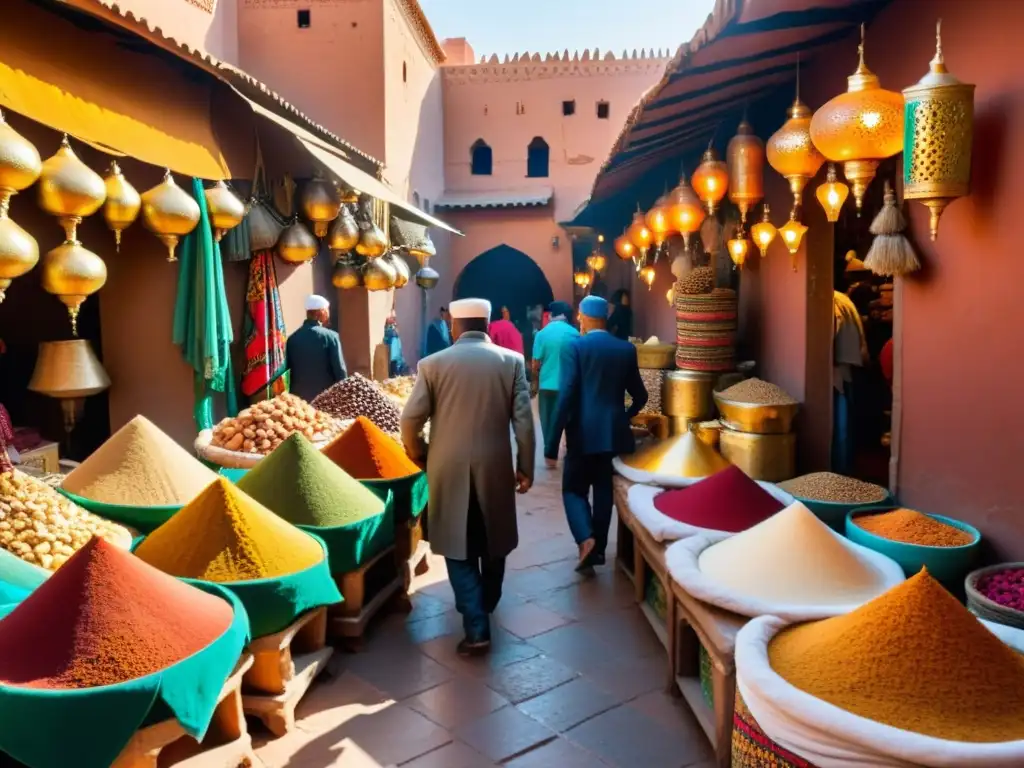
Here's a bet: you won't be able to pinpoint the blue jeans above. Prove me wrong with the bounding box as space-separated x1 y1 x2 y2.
445 556 505 640
537 390 559 452
562 453 615 558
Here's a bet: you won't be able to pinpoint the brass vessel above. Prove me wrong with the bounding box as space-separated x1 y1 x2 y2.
727 117 765 225
327 205 359 253
300 173 341 237
331 259 363 290
620 429 731 478
0 200 39 303
356 219 388 259
277 218 318 263
204 180 245 242
363 256 397 291
663 370 716 419
408 230 437 262
415 265 439 289
102 161 140 251
38 135 106 231
902 20 975 241
390 253 411 288
41 219 107 336
713 391 799 434
0 108 42 195
718 427 796 483
141 170 201 262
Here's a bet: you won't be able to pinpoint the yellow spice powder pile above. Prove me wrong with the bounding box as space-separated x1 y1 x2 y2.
769 570 1024 742
134 478 322 581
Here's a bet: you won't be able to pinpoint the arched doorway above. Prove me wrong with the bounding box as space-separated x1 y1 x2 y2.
453 245 554 349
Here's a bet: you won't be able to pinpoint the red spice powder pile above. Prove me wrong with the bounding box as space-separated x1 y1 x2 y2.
0 537 233 689
653 465 785 533
321 416 420 480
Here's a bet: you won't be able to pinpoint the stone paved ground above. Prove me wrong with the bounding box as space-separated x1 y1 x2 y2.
253 425 715 767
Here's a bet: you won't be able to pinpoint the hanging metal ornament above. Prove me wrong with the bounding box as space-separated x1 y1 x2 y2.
328 204 360 253
639 260 656 290
141 170 201 262
644 192 674 252
669 169 706 254
750 203 778 258
301 172 342 237
614 232 637 261
727 116 765 227
691 143 728 215
277 217 319 264
204 180 245 242
766 61 825 217
389 252 411 288
356 215 388 259
363 255 397 291
0 109 42 302
40 217 107 336
415 265 440 289
38 135 106 234
331 258 363 290
626 209 653 258
102 161 140 252
902 19 975 241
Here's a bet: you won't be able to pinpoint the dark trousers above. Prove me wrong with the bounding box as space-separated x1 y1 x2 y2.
444 491 505 640
562 452 615 557
832 386 855 475
537 390 559 451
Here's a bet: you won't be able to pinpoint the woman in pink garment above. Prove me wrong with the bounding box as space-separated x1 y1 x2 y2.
488 306 524 355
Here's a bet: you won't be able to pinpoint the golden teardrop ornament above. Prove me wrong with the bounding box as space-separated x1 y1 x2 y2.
331 259 363 290
767 97 825 217
102 161 141 251
141 170 200 262
301 173 341 238
356 219 388 259
390 253 411 288
363 256 397 291
204 180 245 242
40 219 107 336
277 218 319 264
0 108 42 196
327 205 359 253
37 135 106 232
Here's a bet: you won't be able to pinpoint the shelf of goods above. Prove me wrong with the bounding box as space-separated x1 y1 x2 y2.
712 379 798 482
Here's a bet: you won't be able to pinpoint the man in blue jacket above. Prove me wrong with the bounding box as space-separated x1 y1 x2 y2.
545 295 648 571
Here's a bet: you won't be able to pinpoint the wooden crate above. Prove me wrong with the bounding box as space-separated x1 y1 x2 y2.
394 515 430 613
111 656 255 768
329 544 402 649
243 608 331 695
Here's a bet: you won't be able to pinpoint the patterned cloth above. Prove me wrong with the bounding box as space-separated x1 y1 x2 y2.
241 250 288 399
732 691 818 768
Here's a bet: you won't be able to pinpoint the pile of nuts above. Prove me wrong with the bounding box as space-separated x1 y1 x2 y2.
312 373 402 434
377 375 417 407
638 369 664 414
0 468 133 571
210 393 342 454
779 472 889 504
676 266 716 296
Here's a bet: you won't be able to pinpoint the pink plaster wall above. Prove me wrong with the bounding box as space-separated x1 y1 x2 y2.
101 0 239 62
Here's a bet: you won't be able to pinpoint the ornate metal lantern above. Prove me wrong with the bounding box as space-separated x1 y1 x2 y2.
614 232 636 261
204 181 245 242
727 117 765 226
767 75 825 217
691 145 728 215
585 249 607 273
669 171 706 253
102 161 140 251
626 210 653 257
816 164 850 222
750 204 777 258
141 170 200 262
0 109 41 302
779 214 808 271
645 193 674 247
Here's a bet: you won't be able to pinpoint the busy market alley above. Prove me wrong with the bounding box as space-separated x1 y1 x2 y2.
252 434 716 768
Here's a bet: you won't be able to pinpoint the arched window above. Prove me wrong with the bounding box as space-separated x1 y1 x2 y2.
470 139 492 176
527 137 549 178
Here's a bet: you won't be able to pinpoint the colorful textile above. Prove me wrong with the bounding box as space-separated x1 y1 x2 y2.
732 691 818 768
488 319 524 354
0 403 12 448
241 251 288 399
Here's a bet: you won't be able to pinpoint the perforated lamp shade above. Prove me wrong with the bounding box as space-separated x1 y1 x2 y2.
750 204 777 257
614 234 636 261
645 193 674 246
691 146 728 215
816 164 849 222
669 176 706 250
626 211 653 255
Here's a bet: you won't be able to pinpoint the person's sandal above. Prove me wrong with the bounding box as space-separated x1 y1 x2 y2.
457 637 491 657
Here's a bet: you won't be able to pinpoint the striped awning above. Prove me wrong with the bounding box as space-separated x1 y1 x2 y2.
586 0 892 209
435 189 554 210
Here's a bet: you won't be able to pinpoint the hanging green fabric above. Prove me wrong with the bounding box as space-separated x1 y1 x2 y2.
173 178 239 431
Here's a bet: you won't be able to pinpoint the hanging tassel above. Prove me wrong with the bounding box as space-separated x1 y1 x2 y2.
865 181 920 276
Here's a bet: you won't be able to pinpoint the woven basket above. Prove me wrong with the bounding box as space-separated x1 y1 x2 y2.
194 428 341 469
635 343 676 370
732 690 819 768
966 563 1024 629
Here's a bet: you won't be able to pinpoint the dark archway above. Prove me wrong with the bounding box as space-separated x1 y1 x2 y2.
527 137 549 178
470 139 492 176
454 245 554 330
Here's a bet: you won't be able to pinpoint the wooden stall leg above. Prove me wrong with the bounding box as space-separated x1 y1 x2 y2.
665 589 678 693
712 665 737 768
633 535 645 604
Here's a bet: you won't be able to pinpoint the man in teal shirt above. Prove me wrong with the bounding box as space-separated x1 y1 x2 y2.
531 301 579 457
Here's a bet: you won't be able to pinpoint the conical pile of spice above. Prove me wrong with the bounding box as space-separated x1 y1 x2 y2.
322 416 420 480
134 477 323 581
621 430 731 477
238 433 385 527
852 508 975 547
62 415 218 505
0 537 233 689
653 465 785 533
769 571 1024 742
698 501 893 606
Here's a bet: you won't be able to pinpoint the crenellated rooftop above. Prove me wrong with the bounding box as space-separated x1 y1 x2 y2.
441 46 671 82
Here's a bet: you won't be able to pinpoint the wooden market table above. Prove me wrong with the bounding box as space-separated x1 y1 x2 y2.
612 477 676 688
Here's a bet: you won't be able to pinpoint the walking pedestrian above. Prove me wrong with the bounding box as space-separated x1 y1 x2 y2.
425 307 452 357
531 301 578 455
488 306 524 355
285 295 347 402
401 298 535 655
545 295 647 572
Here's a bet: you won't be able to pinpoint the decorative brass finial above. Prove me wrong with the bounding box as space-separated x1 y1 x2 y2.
930 18 948 74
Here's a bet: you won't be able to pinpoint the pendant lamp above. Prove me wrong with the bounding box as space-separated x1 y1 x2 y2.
669 169 706 253
614 232 636 261
573 269 592 289
585 249 607 273
816 164 850 222
626 209 653 257
779 214 808 272
750 204 777 257
691 144 728 215
902 19 975 241
727 230 749 269
766 61 824 217
645 192 674 247
639 262 656 289
809 25 904 212
727 117 765 226
666 286 675 307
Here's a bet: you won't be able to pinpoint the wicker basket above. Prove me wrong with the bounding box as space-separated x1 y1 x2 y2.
966 563 1024 629
194 427 343 469
634 343 676 370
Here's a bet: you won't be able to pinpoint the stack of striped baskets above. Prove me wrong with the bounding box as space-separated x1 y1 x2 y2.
675 286 738 372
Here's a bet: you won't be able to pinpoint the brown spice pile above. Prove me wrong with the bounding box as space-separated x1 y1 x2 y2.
779 472 888 504
854 508 974 547
719 377 797 406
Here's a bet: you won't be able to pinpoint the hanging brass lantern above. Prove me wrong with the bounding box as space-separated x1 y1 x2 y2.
614 232 636 261
390 253 411 288
277 218 319 263
750 204 778 257
356 218 388 259
639 262 656 290
301 173 342 238
779 214 808 271
665 286 674 307
669 171 706 252
727 230 749 269
573 269 592 289
415 265 440 289
585 249 607 273
38 135 106 233
767 70 825 217
816 164 850 223
204 181 245 242
0 109 42 302
727 117 765 226
645 193 674 247
363 256 397 291
40 218 107 336
809 25 904 212
331 259 363 290
328 205 359 253
903 20 975 241
141 170 200 262
691 144 728 215
102 161 140 251
626 210 653 257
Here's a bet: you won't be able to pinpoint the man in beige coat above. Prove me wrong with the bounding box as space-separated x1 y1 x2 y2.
401 298 535 655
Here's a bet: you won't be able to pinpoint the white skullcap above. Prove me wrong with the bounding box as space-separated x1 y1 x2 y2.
305 294 330 312
449 298 492 320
